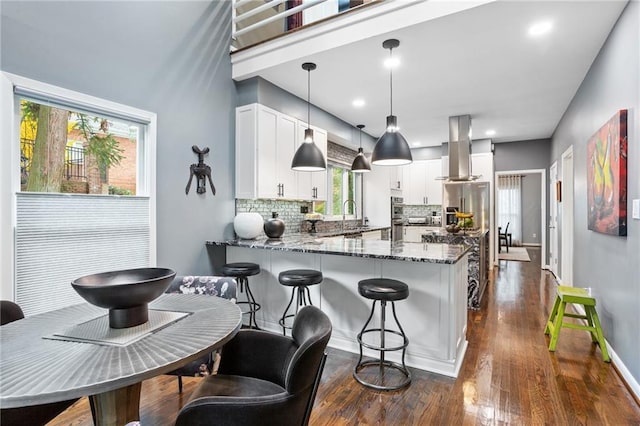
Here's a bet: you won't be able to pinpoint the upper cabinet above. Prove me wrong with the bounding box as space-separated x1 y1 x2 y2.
389 166 403 191
236 103 327 201
403 159 442 205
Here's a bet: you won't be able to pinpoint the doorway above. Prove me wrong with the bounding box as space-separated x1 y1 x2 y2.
561 146 574 286
494 169 546 267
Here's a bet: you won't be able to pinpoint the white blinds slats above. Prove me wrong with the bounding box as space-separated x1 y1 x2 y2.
16 193 150 316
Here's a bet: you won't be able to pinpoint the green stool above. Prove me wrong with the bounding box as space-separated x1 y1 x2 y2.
544 286 610 362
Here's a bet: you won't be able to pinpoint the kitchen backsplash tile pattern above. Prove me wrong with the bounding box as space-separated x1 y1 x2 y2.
403 204 442 220
236 199 311 233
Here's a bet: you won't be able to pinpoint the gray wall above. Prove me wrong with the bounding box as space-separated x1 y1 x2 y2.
236 76 377 150
550 1 639 385
1 1 237 276
494 139 551 172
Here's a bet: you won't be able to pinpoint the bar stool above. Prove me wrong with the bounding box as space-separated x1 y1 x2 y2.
278 269 323 335
353 278 411 391
222 262 261 329
545 285 610 362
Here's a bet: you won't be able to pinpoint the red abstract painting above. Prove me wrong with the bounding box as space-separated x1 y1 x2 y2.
587 109 627 236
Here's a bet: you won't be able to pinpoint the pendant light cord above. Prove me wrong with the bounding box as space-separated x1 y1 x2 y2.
389 47 393 116
307 68 311 130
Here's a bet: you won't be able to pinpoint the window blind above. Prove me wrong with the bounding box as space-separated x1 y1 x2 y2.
15 193 150 316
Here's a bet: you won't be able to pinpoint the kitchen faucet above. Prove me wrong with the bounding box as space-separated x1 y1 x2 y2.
342 199 357 233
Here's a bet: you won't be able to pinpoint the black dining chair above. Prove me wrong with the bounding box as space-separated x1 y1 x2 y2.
175 305 332 426
164 275 238 392
0 300 80 426
499 222 511 253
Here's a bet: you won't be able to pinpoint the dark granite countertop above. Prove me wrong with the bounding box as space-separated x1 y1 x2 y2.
207 233 470 264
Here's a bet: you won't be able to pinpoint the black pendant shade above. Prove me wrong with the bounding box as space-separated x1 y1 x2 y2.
371 39 412 166
351 124 371 173
292 62 326 171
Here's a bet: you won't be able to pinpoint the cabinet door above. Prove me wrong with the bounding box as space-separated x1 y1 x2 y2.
256 106 279 199
276 114 298 199
425 159 443 205
389 166 403 191
471 153 493 182
406 161 429 204
311 126 328 201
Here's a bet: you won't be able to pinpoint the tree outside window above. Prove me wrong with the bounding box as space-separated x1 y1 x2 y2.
19 99 138 195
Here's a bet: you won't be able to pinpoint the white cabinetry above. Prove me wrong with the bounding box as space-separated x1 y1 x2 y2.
296 121 327 201
425 159 443 205
389 166 403 191
403 159 442 205
404 161 427 205
236 103 327 200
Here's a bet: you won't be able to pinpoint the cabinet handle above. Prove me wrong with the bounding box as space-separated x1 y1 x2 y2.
281 184 285 197
397 181 401 189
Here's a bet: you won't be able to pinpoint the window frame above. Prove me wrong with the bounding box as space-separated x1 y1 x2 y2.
321 162 361 221
0 72 157 301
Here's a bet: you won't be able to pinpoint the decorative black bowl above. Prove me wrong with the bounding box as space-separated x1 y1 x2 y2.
72 267 176 329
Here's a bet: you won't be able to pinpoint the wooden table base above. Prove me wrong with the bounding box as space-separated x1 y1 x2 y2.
90 382 141 426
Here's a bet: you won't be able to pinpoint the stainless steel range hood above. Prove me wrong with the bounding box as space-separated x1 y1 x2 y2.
444 114 480 181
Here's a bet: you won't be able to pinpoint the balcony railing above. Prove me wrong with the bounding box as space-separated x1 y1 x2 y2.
21 139 86 182
232 0 373 51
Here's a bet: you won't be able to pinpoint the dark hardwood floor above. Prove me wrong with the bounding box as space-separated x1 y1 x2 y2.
52 248 640 425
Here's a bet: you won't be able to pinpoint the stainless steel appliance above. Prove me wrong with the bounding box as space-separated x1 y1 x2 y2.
445 206 459 226
443 182 490 230
391 197 404 241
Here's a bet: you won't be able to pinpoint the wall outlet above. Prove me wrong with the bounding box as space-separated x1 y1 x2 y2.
300 205 309 214
532 233 537 239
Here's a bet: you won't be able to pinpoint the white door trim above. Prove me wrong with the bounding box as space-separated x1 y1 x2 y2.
549 162 559 276
561 146 574 286
494 169 546 268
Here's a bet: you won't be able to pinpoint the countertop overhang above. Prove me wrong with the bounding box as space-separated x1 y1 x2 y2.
207 233 470 264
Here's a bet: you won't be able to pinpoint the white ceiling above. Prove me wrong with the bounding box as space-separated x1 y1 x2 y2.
236 1 627 149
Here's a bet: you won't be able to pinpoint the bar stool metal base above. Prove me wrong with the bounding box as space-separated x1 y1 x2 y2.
235 275 261 329
353 299 411 391
279 285 313 335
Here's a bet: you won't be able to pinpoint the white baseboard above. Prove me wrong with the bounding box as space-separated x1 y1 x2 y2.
570 304 640 402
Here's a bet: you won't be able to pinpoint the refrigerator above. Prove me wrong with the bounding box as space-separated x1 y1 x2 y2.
442 181 490 231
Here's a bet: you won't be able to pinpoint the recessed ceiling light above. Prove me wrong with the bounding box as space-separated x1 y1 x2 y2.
528 20 553 37
486 129 496 136
384 57 400 68
352 98 365 108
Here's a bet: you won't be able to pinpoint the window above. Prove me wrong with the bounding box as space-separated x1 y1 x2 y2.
19 98 141 195
1 72 157 315
314 163 360 219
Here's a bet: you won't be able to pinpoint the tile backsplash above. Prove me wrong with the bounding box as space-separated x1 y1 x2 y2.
236 199 311 233
402 204 442 220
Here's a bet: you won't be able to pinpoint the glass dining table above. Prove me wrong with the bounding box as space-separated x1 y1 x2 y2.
0 293 242 426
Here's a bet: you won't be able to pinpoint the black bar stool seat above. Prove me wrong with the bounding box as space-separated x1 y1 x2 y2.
221 262 260 277
278 269 323 335
222 262 261 329
354 278 411 391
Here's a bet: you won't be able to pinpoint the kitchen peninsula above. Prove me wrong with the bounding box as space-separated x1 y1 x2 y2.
207 235 470 377
422 228 490 309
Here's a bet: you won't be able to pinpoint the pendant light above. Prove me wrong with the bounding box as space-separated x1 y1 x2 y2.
351 124 371 173
371 39 412 166
291 62 326 171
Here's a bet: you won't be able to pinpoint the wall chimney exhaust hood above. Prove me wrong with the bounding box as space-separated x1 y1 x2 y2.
442 114 480 181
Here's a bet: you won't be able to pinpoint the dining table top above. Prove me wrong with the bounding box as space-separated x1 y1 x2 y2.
0 293 242 409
